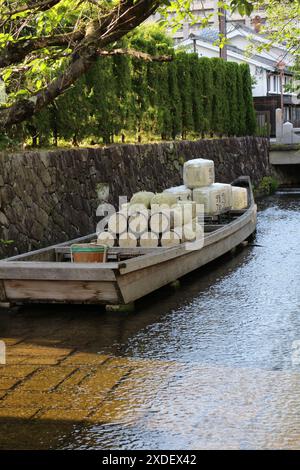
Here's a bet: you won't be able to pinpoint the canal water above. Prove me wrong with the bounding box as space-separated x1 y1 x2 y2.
0 192 300 449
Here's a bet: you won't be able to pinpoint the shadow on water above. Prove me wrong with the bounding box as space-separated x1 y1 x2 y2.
0 417 82 450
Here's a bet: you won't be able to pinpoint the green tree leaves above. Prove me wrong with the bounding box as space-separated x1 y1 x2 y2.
0 0 272 127
240 63 257 136
26 51 256 145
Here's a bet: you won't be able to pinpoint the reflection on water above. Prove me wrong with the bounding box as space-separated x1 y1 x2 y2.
122 195 300 372
0 193 300 449
72 365 300 450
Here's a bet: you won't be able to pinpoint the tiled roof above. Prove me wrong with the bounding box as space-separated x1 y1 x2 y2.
188 28 290 72
190 28 219 43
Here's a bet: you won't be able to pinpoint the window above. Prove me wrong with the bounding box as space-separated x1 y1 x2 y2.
268 73 293 95
268 74 280 94
284 107 290 121
284 76 292 93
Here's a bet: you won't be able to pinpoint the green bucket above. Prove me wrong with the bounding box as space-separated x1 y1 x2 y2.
71 243 107 263
71 244 107 253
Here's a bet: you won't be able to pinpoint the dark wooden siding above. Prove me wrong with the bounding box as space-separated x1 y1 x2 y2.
254 95 300 136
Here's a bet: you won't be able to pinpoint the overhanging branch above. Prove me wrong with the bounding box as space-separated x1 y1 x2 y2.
0 0 161 128
0 30 85 68
97 48 172 62
1 0 63 18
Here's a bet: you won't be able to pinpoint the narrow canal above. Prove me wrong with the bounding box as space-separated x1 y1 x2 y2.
0 192 300 449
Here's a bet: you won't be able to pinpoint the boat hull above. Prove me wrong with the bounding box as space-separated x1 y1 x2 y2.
117 207 256 304
0 177 256 307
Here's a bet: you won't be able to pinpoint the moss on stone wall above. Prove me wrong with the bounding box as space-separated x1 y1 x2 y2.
254 176 279 198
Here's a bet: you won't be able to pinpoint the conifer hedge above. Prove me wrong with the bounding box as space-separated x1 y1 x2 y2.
30 44 257 145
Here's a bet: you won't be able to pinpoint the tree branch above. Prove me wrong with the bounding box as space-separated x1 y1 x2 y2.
0 30 85 68
0 0 161 128
1 0 63 18
97 48 172 62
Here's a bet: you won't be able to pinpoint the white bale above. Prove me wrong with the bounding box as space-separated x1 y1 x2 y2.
190 219 204 241
193 184 228 216
130 191 154 209
149 206 185 234
118 232 138 248
213 183 233 210
97 231 115 247
128 203 147 214
151 192 177 207
121 202 130 211
172 206 184 227
231 186 248 210
172 203 193 225
128 209 149 236
183 158 215 189
139 232 159 248
160 230 181 247
173 225 193 243
163 185 192 202
174 219 204 243
150 208 171 234
175 200 197 220
108 210 128 235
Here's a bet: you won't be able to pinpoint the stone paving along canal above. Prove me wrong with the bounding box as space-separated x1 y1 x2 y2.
0 192 299 449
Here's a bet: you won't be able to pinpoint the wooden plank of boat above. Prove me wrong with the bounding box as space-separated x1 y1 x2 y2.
0 261 119 281
4 279 120 304
204 224 226 232
54 246 164 256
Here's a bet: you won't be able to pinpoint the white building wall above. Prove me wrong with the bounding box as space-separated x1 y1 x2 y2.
252 67 268 96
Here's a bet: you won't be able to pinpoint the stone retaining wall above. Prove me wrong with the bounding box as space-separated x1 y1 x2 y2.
0 137 270 258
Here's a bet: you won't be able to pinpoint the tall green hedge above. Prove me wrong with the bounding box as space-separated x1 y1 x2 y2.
226 62 239 136
31 53 256 145
211 57 230 136
198 57 213 136
240 63 257 136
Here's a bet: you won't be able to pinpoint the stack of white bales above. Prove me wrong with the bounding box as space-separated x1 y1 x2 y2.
182 158 248 215
106 192 154 248
149 191 194 248
97 190 197 248
161 182 202 247
183 158 231 216
97 159 248 248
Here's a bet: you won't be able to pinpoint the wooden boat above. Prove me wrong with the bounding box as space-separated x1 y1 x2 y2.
0 177 257 308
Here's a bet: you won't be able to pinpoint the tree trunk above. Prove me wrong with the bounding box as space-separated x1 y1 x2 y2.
72 135 79 147
0 0 160 130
